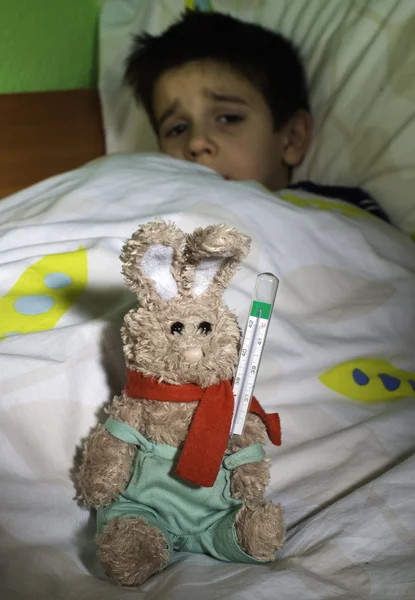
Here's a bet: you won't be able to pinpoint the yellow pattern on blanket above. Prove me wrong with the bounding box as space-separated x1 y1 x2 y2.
279 193 374 219
320 358 415 402
0 246 87 341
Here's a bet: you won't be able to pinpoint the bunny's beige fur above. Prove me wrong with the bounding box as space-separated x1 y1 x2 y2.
76 220 284 586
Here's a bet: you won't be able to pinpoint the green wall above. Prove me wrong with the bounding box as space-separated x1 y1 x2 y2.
0 0 102 93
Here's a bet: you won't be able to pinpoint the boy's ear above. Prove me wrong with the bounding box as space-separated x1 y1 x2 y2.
280 109 313 168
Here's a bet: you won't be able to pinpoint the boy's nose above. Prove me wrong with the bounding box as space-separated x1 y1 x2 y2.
187 132 217 160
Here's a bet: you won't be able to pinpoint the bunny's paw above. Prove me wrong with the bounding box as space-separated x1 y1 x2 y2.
235 501 285 561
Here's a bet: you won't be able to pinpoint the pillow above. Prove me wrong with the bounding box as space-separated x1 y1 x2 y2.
99 0 415 235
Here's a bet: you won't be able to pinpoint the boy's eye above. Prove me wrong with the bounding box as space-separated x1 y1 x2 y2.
217 114 244 125
167 123 187 138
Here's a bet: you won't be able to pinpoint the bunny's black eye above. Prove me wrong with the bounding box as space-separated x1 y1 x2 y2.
171 322 184 335
198 321 212 335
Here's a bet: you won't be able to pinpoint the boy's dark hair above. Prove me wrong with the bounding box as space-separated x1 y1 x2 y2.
125 10 310 132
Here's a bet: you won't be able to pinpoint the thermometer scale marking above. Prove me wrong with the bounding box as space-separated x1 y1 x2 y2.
231 300 272 436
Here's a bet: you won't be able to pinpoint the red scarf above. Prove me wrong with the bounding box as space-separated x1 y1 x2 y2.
125 369 281 488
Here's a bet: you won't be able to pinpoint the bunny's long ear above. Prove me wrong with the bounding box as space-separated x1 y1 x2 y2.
185 224 251 299
121 219 186 305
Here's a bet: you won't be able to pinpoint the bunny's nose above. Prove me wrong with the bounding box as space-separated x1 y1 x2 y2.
184 347 204 364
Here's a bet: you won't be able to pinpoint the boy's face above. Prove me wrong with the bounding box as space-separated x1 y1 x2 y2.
153 61 307 191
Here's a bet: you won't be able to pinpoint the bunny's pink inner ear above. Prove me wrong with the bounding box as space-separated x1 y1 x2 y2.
141 244 178 301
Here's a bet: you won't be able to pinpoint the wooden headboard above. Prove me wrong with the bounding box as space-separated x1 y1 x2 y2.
0 89 105 200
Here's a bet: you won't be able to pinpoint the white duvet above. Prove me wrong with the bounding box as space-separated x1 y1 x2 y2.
0 154 414 600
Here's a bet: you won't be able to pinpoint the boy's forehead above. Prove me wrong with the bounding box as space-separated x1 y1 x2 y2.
153 60 265 111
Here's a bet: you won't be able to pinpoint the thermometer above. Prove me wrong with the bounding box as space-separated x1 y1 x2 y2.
230 272 279 437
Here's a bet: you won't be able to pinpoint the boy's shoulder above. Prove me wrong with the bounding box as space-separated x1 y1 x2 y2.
288 180 390 223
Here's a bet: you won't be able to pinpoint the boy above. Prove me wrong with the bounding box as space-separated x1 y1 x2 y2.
125 10 389 222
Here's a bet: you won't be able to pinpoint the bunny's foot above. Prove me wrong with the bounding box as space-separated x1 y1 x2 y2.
97 516 169 586
235 501 285 561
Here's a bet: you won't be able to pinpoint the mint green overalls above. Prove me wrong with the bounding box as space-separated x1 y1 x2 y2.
97 418 269 564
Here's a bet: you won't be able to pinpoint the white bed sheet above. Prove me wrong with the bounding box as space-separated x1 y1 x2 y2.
0 155 414 600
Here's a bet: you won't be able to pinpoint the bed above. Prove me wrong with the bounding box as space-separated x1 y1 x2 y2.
0 89 105 200
1 2 415 600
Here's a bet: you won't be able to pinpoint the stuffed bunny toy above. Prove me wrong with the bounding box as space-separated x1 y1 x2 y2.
77 219 284 586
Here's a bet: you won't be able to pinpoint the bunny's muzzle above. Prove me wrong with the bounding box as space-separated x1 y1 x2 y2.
183 347 204 364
